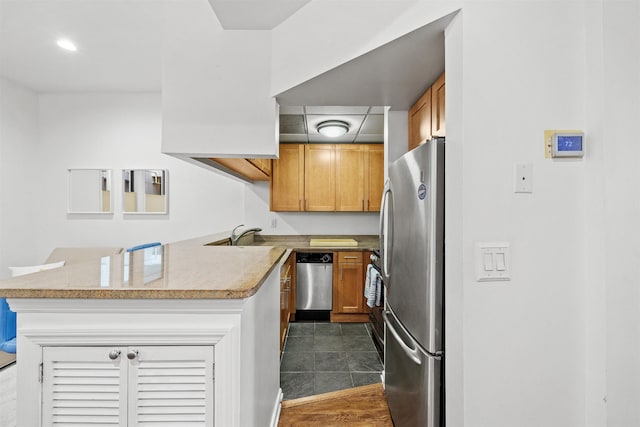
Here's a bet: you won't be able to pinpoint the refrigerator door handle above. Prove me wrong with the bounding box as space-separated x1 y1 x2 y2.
384 310 422 365
379 182 392 280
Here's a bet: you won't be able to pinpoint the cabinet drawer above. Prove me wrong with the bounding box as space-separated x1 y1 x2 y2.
336 252 363 264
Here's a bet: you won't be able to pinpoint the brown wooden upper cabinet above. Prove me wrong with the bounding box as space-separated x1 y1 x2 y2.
207 157 272 181
335 145 364 211
408 86 432 151
408 72 445 151
335 144 384 212
271 144 384 212
305 144 336 211
431 73 446 137
249 158 272 176
270 144 304 211
364 145 384 212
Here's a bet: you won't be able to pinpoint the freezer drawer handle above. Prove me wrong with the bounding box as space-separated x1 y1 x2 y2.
383 310 422 365
379 183 392 280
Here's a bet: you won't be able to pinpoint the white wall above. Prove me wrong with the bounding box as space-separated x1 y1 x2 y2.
30 93 244 268
601 1 640 426
0 78 40 276
271 1 461 96
242 181 379 235
162 0 278 158
443 11 465 427
450 2 588 426
583 2 607 425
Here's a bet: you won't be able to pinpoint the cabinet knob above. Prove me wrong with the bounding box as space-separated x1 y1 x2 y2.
127 349 139 360
108 349 121 360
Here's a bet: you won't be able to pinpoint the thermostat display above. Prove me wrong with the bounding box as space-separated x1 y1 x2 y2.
551 132 584 157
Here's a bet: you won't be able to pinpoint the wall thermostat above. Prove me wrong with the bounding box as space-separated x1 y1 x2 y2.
550 132 584 158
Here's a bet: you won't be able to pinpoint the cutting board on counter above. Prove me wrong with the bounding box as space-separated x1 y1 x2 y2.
309 238 358 247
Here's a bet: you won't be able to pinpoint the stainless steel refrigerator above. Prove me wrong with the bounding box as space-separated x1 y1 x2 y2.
380 138 444 427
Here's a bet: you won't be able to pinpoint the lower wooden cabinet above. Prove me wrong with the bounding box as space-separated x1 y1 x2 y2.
280 251 295 351
42 345 214 425
332 251 371 322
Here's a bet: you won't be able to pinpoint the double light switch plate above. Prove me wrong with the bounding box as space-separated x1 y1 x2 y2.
475 242 511 282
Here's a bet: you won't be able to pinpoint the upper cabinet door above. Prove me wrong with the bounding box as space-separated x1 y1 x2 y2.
431 72 446 137
305 145 336 211
271 144 305 211
408 87 432 151
364 145 384 212
336 145 365 212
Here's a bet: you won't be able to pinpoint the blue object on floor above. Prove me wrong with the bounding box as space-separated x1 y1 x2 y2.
0 298 17 354
126 242 161 252
0 337 16 354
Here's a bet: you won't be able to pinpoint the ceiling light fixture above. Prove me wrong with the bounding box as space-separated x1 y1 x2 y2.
317 120 349 137
56 39 77 52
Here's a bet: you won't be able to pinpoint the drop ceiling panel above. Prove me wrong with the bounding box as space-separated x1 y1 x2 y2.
279 134 308 143
354 134 384 143
360 115 384 134
279 115 307 134
279 106 305 114
279 106 386 144
305 106 370 115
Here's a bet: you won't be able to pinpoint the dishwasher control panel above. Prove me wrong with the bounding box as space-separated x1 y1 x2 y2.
296 253 333 263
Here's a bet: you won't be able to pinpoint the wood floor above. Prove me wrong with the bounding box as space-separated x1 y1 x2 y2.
278 383 393 427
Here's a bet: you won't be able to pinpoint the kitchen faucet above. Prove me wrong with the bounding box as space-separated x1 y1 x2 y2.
230 224 263 246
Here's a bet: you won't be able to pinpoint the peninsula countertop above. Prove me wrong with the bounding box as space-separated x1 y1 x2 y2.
0 243 286 300
0 232 378 300
178 233 380 251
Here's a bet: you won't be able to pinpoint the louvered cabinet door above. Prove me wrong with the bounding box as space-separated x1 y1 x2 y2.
128 346 214 427
42 346 127 427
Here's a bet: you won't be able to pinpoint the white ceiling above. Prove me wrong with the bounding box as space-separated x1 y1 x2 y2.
274 11 455 110
207 0 311 30
0 0 165 92
0 0 450 142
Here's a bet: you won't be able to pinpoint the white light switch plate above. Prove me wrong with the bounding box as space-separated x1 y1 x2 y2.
475 242 511 282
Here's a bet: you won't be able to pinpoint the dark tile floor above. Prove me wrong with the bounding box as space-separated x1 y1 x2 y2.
280 321 383 400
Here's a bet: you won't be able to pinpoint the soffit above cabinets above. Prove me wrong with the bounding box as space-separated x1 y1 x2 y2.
208 0 311 30
279 106 384 144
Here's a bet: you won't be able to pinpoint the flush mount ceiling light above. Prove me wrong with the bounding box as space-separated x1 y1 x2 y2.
56 39 77 52
316 120 349 137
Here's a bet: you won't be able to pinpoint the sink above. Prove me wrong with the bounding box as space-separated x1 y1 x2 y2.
309 238 358 247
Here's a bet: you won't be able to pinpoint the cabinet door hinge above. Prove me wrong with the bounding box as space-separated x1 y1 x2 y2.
212 363 215 382
38 363 43 383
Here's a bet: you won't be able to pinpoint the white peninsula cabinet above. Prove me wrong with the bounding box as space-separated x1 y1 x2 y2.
1 243 286 427
42 345 214 425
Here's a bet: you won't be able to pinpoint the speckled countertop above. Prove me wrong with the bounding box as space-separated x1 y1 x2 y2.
0 243 285 300
253 234 379 251
0 232 378 300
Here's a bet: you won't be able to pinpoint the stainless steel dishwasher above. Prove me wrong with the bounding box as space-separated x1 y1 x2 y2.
296 253 333 319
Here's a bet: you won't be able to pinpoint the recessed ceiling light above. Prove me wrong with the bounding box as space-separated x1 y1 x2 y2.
56 39 77 52
317 120 349 137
